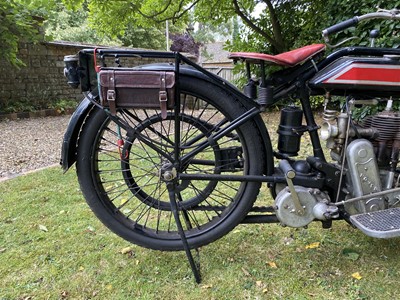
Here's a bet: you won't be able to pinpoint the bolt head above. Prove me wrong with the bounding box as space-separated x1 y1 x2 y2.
163 172 174 181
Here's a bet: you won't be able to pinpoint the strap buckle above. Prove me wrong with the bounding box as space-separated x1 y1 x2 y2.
159 91 167 102
107 90 116 101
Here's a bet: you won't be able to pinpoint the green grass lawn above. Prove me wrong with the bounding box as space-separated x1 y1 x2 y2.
1 167 400 299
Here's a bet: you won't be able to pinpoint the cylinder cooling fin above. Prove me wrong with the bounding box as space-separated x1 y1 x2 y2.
361 110 400 167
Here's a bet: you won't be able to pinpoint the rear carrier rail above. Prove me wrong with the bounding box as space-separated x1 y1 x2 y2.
63 49 249 113
64 50 181 115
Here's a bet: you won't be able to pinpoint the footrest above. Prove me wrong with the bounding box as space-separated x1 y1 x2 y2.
350 207 400 238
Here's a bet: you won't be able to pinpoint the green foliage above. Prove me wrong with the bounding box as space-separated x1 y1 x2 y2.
78 0 186 44
351 99 400 121
44 3 118 45
47 99 79 112
119 25 167 50
56 0 400 55
310 96 326 110
42 1 182 49
0 98 78 114
192 21 236 44
14 0 57 18
1 0 177 51
0 0 41 67
225 0 400 54
323 1 400 48
0 98 37 114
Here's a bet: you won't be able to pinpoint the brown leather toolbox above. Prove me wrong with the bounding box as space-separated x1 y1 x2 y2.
98 69 175 117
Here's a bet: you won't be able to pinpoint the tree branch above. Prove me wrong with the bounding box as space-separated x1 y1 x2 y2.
135 0 172 18
137 0 201 23
232 0 277 49
262 0 286 52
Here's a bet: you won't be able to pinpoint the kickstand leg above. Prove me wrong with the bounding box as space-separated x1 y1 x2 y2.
167 183 201 283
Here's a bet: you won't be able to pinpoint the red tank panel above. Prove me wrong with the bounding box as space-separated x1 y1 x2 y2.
309 56 400 96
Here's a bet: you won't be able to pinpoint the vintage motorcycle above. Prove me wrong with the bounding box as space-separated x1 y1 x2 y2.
62 9 400 282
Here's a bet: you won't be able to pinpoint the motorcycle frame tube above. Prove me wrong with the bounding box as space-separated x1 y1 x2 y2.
173 54 181 169
298 86 326 160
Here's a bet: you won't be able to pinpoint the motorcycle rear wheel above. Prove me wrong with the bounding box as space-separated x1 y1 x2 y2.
76 76 265 251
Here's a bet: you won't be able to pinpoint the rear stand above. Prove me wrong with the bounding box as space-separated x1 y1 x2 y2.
167 183 202 283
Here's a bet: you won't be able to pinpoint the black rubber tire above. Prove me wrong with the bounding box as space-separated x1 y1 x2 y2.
76 76 265 251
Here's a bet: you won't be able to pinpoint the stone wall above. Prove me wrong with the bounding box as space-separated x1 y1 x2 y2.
0 41 181 114
0 42 85 112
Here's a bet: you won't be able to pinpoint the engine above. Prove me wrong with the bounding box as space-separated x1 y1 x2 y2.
320 100 400 214
273 101 400 228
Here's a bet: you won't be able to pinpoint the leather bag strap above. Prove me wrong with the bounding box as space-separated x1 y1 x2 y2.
107 70 117 115
159 72 168 119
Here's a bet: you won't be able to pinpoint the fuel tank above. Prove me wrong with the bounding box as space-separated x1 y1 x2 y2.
309 55 400 97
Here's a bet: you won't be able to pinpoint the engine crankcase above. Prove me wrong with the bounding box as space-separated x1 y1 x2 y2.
345 139 386 214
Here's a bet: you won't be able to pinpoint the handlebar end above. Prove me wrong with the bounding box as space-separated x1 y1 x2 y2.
322 16 359 40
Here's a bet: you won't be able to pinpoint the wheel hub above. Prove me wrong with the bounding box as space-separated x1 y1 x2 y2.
158 163 177 182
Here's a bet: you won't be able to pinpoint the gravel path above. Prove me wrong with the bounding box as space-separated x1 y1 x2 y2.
0 115 71 180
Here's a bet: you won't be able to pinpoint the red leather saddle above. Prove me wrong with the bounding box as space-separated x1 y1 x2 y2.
228 44 326 67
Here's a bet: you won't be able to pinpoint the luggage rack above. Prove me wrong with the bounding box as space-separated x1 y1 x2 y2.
79 48 245 100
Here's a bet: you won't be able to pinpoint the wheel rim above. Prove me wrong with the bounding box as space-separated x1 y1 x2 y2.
91 92 249 241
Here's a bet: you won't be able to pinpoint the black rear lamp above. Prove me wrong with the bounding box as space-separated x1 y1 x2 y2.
63 55 80 89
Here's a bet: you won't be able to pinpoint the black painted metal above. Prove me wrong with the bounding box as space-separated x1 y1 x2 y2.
167 183 201 283
174 54 181 169
241 215 279 224
178 173 325 189
298 87 326 161
179 173 285 183
179 107 262 167
60 94 95 171
277 106 304 156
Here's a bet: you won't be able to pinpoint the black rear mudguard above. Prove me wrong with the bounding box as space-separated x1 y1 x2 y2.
60 91 97 172
60 64 274 175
